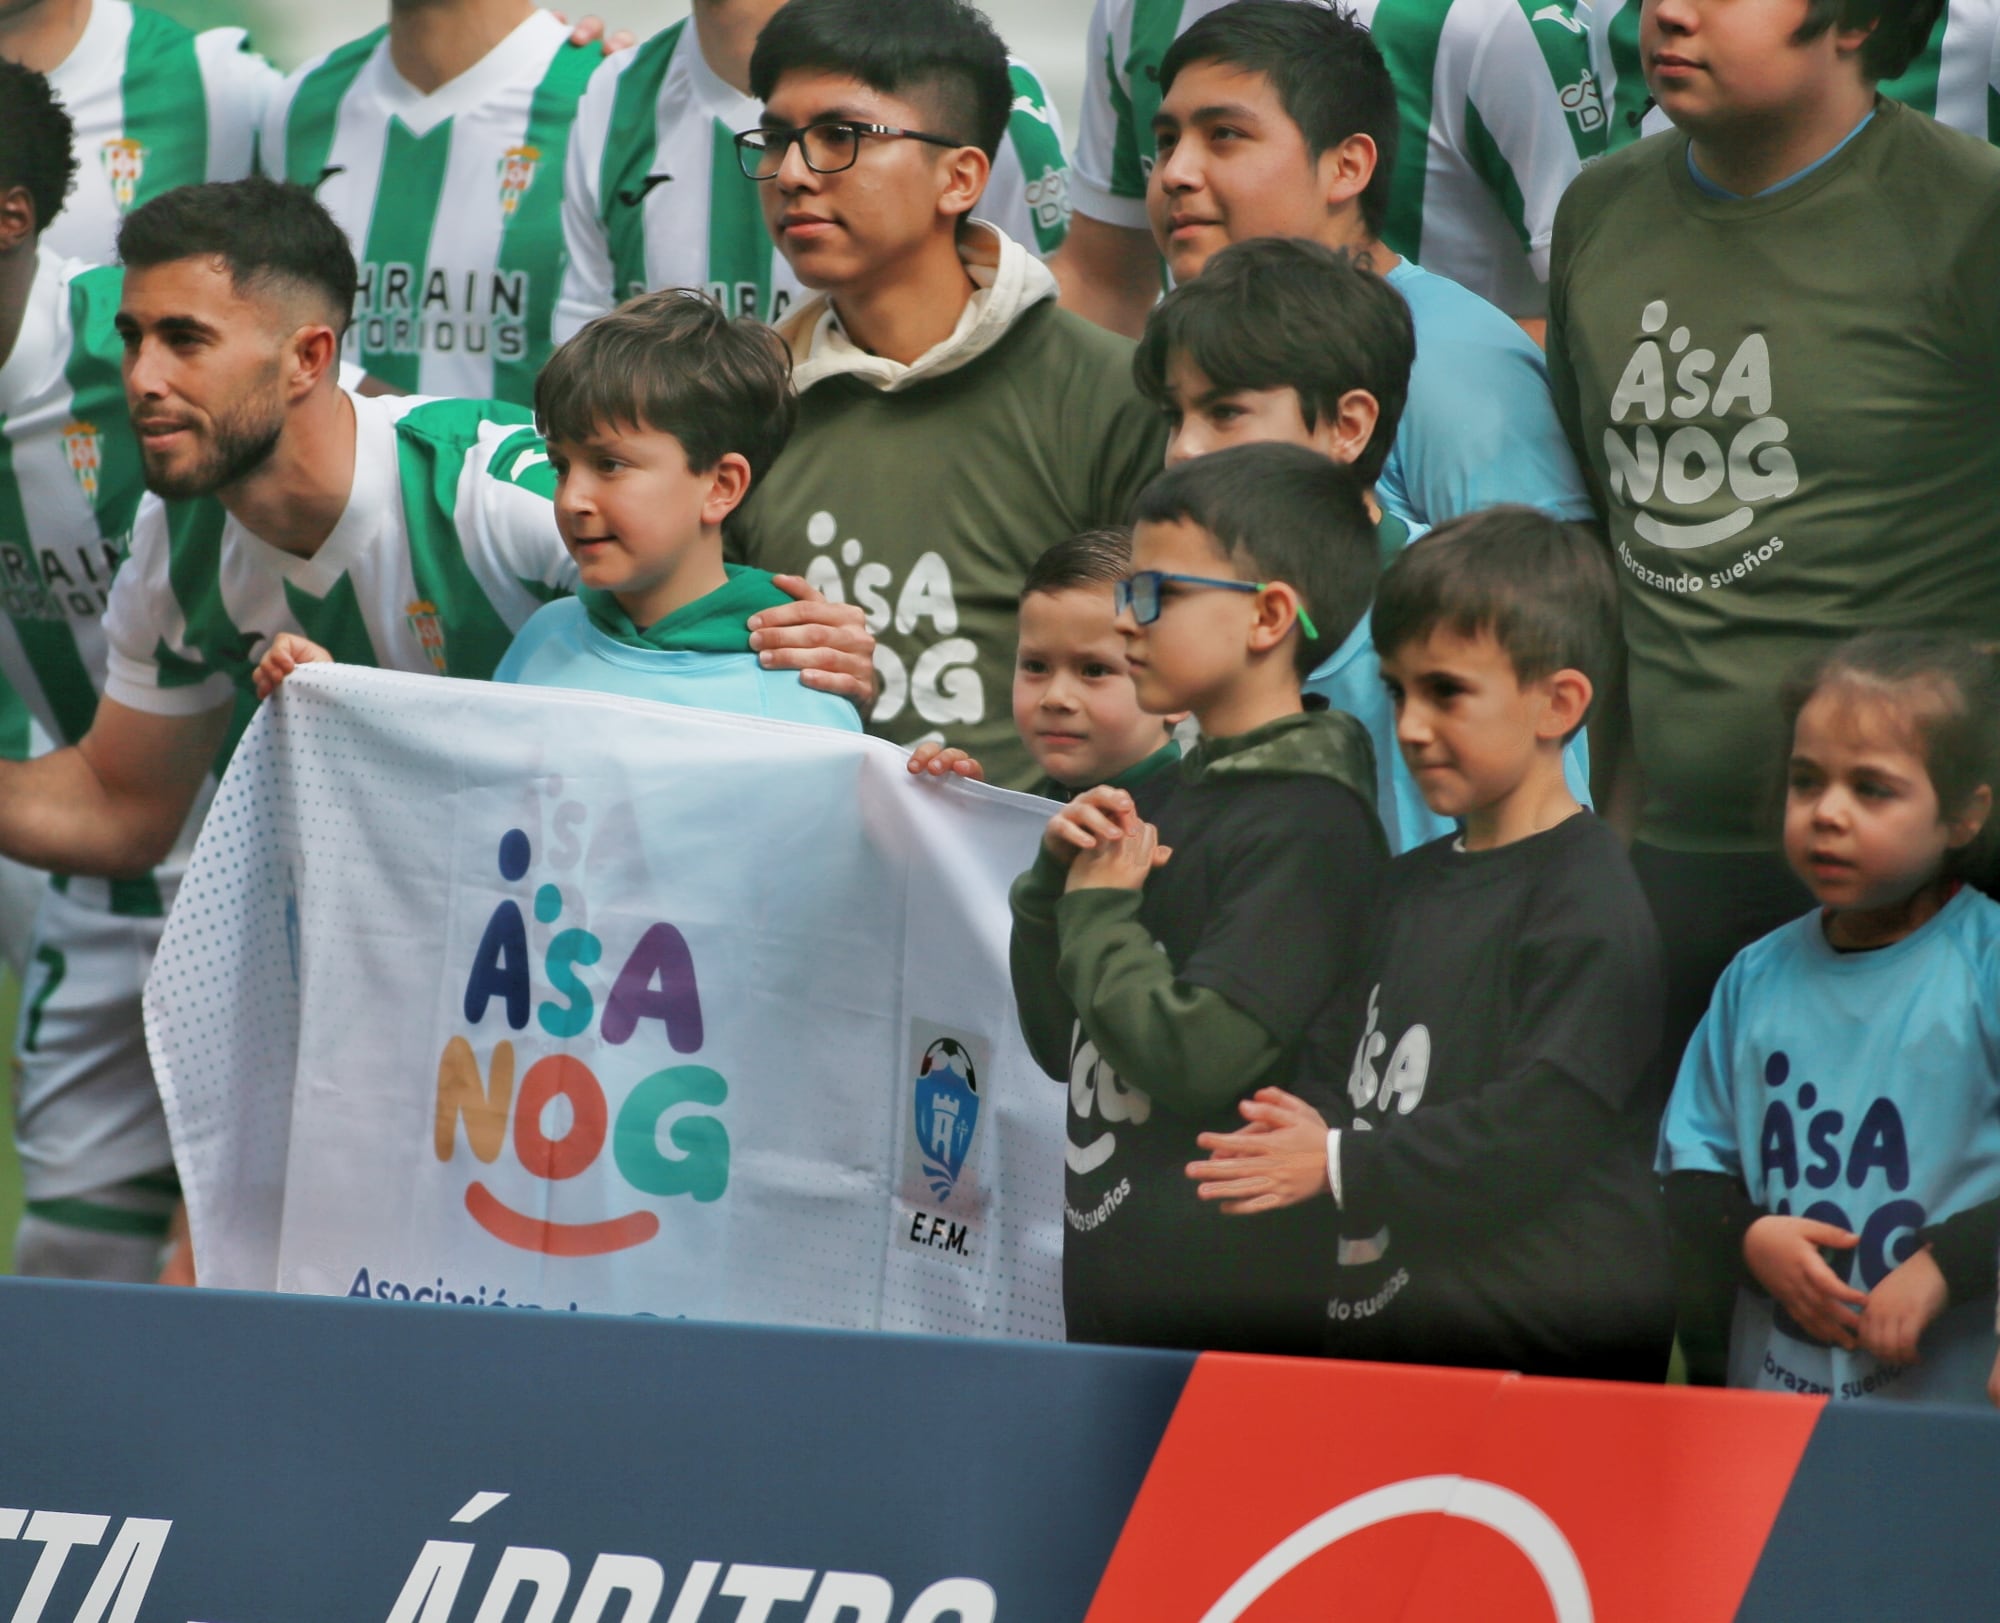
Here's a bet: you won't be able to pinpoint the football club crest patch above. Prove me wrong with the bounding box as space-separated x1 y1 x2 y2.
100 138 148 211
61 420 102 505
913 1035 980 1202
498 145 541 216
405 600 448 674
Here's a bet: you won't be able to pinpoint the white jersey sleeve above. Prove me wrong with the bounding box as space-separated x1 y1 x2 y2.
1069 0 1152 229
453 422 579 628
195 27 282 182
978 57 1073 258
554 50 626 344
1461 2 1600 281
102 499 235 718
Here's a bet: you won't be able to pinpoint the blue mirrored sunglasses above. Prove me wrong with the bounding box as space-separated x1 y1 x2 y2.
1114 570 1320 642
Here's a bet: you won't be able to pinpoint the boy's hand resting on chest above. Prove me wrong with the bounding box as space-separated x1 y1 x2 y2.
1186 1087 1331 1214
1042 786 1172 890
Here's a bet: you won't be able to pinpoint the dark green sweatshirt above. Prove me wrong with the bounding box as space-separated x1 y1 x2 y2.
1009 707 1387 1354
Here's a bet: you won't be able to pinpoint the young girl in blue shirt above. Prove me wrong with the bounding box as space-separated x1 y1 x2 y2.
1660 632 2000 1405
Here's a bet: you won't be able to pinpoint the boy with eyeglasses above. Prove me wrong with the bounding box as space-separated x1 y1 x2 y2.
723 0 1164 792
1008 443 1387 1354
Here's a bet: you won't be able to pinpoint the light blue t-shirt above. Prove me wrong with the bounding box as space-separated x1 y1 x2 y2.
1660 886 2000 1405
1376 260 1595 528
495 596 863 733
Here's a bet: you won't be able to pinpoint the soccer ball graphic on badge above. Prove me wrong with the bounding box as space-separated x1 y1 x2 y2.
914 1037 980 1202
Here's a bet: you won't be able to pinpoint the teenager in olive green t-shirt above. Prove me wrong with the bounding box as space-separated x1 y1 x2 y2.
723 0 1164 790
1547 0 2000 1381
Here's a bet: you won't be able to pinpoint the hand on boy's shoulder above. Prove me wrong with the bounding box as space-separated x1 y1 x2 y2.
906 743 986 782
746 576 876 707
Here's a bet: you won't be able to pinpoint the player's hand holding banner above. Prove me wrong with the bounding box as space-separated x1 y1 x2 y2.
143 667 1065 1337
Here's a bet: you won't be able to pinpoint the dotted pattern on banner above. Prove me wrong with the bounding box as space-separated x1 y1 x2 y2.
145 698 303 1291
150 664 1068 1337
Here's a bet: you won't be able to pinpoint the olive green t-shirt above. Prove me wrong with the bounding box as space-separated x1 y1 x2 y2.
727 301 1166 789
1548 100 2000 852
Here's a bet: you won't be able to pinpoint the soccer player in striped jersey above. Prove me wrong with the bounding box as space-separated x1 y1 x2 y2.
555 0 1073 340
0 61 226 1277
0 0 280 267
1588 0 1998 146
1053 0 1608 339
260 0 625 403
0 176 871 1278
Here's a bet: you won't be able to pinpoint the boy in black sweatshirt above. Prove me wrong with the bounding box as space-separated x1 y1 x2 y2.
1187 507 1674 1381
1009 443 1387 1354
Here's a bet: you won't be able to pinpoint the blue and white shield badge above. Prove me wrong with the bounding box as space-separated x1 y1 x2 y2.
914 1036 980 1202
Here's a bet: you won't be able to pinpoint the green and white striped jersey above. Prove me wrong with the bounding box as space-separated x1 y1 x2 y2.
1587 0 2000 148
0 249 198 915
103 393 576 719
555 20 1073 340
42 0 280 266
260 9 597 403
1072 0 1606 318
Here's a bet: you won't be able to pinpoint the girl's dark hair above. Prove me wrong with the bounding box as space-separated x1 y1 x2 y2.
1781 631 2000 874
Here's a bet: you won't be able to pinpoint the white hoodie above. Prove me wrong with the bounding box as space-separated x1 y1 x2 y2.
777 222 1057 395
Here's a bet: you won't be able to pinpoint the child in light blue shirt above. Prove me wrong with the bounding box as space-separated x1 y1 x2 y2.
493 289 858 732
1660 632 2000 1406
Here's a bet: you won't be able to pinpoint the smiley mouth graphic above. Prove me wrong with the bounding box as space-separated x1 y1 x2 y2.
1066 1133 1115 1175
465 1181 661 1256
1635 508 1755 549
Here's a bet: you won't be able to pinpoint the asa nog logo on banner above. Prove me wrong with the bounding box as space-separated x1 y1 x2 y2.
434 827 730 1257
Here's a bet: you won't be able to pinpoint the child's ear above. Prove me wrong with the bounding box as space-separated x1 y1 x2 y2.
702 452 754 526
1946 784 1994 850
1247 582 1309 657
1536 667 1594 743
1312 388 1380 470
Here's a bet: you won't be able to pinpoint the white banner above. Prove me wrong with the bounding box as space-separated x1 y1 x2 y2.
146 666 1066 1339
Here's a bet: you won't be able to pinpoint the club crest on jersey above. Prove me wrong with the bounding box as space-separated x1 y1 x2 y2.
406 600 448 674
99 138 147 211
498 145 541 216
61 420 102 504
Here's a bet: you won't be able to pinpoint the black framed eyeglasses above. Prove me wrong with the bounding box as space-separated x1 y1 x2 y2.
734 120 963 180
1115 570 1321 642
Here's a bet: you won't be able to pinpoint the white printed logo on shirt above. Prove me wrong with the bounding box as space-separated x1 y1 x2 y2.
1604 299 1801 593
1067 1034 1150 1176
801 509 984 732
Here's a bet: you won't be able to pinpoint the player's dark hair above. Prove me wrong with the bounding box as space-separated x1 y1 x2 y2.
1780 633 2000 876
117 177 357 332
749 0 1013 159
1020 529 1132 601
1372 507 1616 736
0 60 77 233
1159 1 1400 238
1130 443 1376 675
1133 237 1413 488
535 289 797 485
1793 0 1944 82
